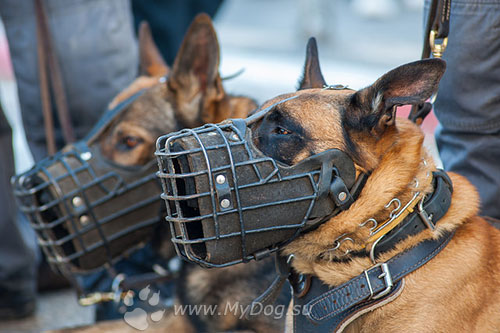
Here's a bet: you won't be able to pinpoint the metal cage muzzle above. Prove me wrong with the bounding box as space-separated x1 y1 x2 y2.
12 92 162 274
156 108 356 268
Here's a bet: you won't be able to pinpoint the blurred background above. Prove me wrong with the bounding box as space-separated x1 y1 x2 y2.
0 0 434 331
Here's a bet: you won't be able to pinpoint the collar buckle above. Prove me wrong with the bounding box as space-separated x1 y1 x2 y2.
417 195 436 230
364 262 393 300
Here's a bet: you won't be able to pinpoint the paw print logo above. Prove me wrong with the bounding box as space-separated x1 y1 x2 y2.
123 285 165 331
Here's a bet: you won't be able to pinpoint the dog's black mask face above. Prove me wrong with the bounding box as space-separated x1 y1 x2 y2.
253 105 309 166
252 89 355 167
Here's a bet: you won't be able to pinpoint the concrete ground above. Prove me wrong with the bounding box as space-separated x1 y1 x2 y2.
0 0 440 331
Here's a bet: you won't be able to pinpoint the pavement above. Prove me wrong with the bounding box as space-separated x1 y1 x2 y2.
0 0 441 331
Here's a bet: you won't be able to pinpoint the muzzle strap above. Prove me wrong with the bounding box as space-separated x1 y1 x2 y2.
248 253 291 313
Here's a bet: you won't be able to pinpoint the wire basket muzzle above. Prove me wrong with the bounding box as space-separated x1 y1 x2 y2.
12 142 162 273
156 119 355 267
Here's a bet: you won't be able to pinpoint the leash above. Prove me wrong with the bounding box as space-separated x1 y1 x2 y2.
408 0 451 124
78 269 179 306
34 0 75 155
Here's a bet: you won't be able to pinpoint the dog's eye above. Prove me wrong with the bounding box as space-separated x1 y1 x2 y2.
120 136 143 149
275 127 292 135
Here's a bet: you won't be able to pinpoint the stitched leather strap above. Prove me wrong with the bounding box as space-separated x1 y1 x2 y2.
303 231 454 325
293 279 404 333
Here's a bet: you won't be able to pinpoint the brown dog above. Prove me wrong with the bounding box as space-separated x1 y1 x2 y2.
50 15 287 333
250 50 500 332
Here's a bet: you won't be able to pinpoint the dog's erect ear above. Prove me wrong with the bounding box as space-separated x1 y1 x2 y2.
170 13 222 95
349 59 446 133
297 37 327 90
138 21 169 77
168 13 225 126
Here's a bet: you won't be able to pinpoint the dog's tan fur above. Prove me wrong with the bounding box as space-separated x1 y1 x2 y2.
253 52 500 332
100 17 256 167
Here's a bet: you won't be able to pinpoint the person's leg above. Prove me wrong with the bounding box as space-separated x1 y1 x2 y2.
0 105 36 319
425 0 500 219
0 0 138 160
0 0 139 298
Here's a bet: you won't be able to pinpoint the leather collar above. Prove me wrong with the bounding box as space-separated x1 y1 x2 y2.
343 169 453 261
369 169 453 258
290 169 455 332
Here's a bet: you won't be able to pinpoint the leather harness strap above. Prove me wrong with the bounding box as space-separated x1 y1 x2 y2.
34 0 75 155
293 231 454 332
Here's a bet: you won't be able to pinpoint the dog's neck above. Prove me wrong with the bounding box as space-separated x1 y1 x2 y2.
283 119 480 287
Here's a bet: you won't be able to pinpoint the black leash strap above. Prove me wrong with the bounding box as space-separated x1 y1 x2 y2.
422 0 451 59
409 0 451 124
248 253 290 311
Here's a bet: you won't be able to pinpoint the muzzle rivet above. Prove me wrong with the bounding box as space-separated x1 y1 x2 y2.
220 199 231 209
80 215 90 226
216 175 226 184
80 151 92 161
338 192 347 202
72 196 83 207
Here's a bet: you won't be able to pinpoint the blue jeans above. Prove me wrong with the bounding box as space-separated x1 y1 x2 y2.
0 0 138 161
425 0 500 219
0 0 137 303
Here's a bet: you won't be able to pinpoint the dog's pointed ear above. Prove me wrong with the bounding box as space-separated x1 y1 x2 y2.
168 13 225 126
169 14 222 95
298 38 327 90
349 59 446 133
139 21 169 77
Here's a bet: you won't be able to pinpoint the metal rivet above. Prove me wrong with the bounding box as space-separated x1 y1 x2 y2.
72 196 83 207
231 133 239 141
80 152 92 161
216 175 226 184
80 215 90 226
338 192 347 202
220 199 231 209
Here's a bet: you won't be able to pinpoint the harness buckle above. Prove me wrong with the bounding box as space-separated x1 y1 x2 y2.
417 195 436 230
364 262 393 300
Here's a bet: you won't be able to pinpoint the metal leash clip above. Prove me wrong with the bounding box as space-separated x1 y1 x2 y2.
78 274 134 306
